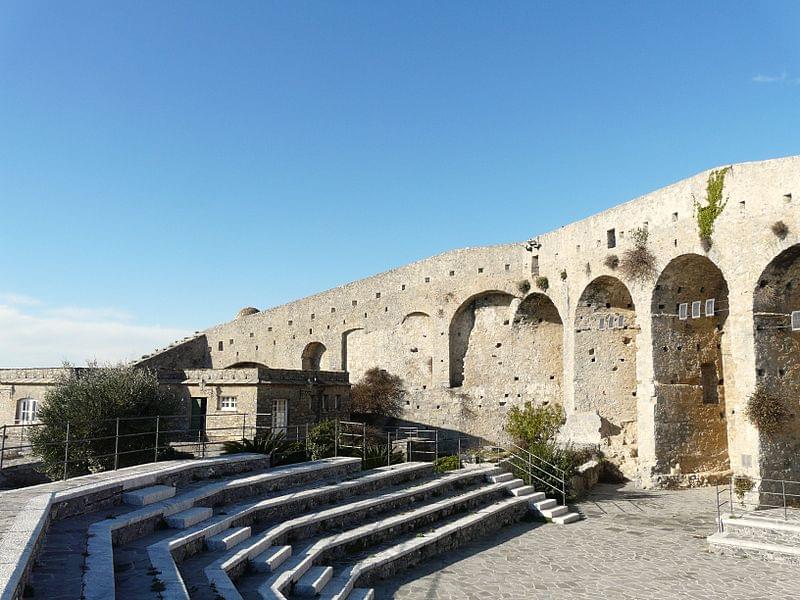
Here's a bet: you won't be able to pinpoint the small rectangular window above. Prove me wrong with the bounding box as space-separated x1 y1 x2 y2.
616 315 625 329
705 299 715 317
334 395 340 410
321 394 328 411
792 310 800 331
220 396 237 411
598 316 606 330
691 301 701 319
218 341 224 351
375 292 381 299
607 228 616 249
678 303 688 320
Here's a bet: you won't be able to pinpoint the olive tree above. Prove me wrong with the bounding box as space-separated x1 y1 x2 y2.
31 364 179 479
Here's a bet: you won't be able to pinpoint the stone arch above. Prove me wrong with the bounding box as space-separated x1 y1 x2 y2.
574 276 638 478
301 342 327 371
226 361 269 369
651 254 730 479
449 291 514 388
341 328 367 380
753 244 800 479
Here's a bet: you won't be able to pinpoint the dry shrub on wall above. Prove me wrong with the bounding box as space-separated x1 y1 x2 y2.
517 279 531 294
772 220 789 239
351 367 405 419
619 227 657 283
745 384 792 435
535 276 549 291
604 255 619 270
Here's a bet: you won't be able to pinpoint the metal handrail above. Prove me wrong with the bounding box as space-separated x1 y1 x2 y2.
715 474 800 531
499 448 567 506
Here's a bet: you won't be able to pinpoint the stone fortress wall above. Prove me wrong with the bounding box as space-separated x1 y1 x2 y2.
141 156 800 487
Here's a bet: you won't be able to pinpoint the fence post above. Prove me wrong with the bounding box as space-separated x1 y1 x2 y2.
457 437 461 469
242 414 247 442
783 480 787 521
729 475 734 515
114 418 120 470
715 484 722 532
62 422 70 481
0 425 6 471
362 422 366 463
154 416 160 463
334 419 338 457
434 429 438 463
387 432 391 467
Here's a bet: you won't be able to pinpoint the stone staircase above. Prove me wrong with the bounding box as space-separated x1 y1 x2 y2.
708 513 800 564
23 456 580 599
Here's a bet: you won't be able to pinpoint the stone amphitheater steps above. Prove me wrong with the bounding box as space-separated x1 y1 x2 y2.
262 474 517 599
202 465 503 599
123 484 177 506
318 492 534 600
81 457 364 600
143 462 437 599
529 495 581 524
707 514 800 564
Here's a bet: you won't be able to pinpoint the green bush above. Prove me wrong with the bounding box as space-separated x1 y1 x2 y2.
434 455 460 473
307 419 336 460
362 444 405 470
30 364 179 479
222 431 293 456
694 167 730 243
505 403 563 452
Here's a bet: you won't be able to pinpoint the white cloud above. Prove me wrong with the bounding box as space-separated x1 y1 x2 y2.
751 72 799 84
0 292 43 307
0 294 190 367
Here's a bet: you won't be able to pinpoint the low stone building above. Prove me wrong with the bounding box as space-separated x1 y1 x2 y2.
0 366 351 447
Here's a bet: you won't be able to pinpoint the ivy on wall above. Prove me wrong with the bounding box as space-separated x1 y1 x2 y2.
694 167 731 244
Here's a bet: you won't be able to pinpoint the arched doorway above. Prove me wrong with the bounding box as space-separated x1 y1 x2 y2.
651 254 730 479
753 244 800 479
574 276 638 477
301 342 326 371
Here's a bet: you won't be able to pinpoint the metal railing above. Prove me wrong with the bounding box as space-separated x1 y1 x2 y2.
715 474 800 532
0 412 318 481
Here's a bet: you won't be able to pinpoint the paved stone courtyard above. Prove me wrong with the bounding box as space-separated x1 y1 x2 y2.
373 483 800 600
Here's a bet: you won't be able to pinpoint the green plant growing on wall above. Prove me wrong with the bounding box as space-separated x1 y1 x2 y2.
535 276 549 291
694 167 731 246
745 384 791 435
517 279 531 294
559 269 567 281
619 227 657 283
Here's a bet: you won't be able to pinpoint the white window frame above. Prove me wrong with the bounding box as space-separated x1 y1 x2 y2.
691 301 702 319
705 298 716 317
272 399 288 434
15 398 38 424
678 303 688 320
219 396 238 412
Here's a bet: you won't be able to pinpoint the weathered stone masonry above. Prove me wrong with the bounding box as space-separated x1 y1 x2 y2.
140 156 800 487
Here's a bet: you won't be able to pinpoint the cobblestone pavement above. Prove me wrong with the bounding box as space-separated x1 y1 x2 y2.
372 483 800 600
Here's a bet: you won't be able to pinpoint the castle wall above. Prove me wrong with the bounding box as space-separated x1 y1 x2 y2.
140 156 800 486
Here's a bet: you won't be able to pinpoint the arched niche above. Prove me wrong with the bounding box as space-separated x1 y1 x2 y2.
574 276 638 476
448 291 515 388
651 254 730 478
301 342 327 371
753 244 800 479
341 328 366 380
225 361 269 369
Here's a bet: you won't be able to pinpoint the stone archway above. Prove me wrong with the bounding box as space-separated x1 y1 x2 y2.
574 276 638 477
651 254 731 481
301 342 326 371
753 244 800 480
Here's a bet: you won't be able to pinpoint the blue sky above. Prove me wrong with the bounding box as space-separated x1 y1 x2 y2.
0 1 798 366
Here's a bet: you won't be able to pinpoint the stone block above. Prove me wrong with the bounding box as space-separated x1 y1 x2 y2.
122 485 175 507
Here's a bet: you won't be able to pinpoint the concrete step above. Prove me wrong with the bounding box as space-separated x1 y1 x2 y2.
540 505 569 519
165 507 213 529
489 472 513 483
510 485 535 497
348 589 375 600
206 526 251 551
552 512 581 525
252 545 292 573
708 531 800 563
122 484 175 507
294 565 333 597
505 478 524 490
527 491 546 502
533 498 557 511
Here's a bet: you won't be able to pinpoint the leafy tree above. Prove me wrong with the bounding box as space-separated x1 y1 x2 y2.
30 364 179 479
351 368 405 418
307 419 336 460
